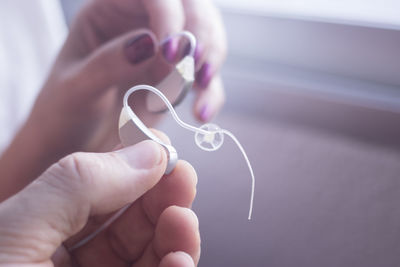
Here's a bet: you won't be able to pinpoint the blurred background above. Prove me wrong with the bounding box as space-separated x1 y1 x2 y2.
64 0 400 266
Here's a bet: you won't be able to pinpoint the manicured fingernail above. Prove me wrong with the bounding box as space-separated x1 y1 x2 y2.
194 44 203 63
182 42 200 61
200 104 212 122
162 38 178 63
125 34 155 65
183 42 192 58
196 62 213 89
117 140 163 169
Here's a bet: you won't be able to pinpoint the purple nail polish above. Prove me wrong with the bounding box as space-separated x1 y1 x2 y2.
183 42 192 58
194 44 203 63
200 104 212 122
196 62 213 89
125 34 155 64
162 38 178 63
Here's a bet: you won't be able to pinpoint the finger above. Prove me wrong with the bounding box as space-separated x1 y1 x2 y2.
142 0 185 62
182 0 227 74
64 128 171 248
181 0 227 121
0 141 167 263
143 0 185 40
193 75 225 122
132 206 201 267
159 252 195 267
73 160 197 264
142 160 197 222
66 29 158 101
154 207 200 264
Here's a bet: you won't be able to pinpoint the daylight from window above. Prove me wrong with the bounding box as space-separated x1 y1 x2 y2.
214 0 400 28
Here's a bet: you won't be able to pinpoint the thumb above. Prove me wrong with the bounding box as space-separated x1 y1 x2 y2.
0 140 167 264
71 29 158 98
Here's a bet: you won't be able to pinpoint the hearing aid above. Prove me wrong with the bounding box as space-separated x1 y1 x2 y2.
121 85 255 220
69 32 255 252
119 31 196 174
146 31 196 113
70 84 256 252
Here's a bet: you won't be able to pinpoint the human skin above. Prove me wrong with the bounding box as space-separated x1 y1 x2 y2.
0 0 226 201
0 138 200 267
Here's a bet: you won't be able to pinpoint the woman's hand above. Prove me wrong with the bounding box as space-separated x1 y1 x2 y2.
34 0 227 152
0 0 226 200
0 140 200 266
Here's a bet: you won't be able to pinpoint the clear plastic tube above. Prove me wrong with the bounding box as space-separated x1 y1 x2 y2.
70 83 255 251
159 31 197 57
124 85 255 220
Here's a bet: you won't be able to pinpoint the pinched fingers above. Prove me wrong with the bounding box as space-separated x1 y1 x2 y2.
182 0 227 121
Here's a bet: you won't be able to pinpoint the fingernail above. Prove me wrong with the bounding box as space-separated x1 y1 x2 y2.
162 38 178 63
196 62 213 89
200 104 212 122
182 42 192 58
174 252 195 266
182 42 200 61
194 43 203 63
125 34 155 65
117 140 163 170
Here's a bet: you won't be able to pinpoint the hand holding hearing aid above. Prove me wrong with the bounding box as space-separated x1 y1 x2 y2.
0 139 200 267
0 0 227 201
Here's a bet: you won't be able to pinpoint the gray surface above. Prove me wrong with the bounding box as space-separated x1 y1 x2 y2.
159 89 400 267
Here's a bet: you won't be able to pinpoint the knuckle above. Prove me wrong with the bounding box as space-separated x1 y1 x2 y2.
56 152 101 188
36 155 94 234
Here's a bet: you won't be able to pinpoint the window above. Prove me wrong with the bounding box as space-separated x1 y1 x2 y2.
214 0 400 29
213 0 400 112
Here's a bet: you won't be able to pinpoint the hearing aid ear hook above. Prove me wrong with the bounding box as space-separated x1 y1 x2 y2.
146 31 196 113
160 31 197 58
122 85 255 221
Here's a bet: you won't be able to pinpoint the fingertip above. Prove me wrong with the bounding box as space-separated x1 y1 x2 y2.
160 251 195 267
163 160 198 206
194 43 204 65
171 160 198 187
197 103 213 123
155 206 200 263
194 76 225 122
162 37 179 63
141 160 198 224
116 140 166 171
195 62 213 89
124 33 155 65
143 0 185 40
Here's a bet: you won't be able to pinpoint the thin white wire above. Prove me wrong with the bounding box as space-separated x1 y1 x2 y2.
159 31 197 57
222 130 255 220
